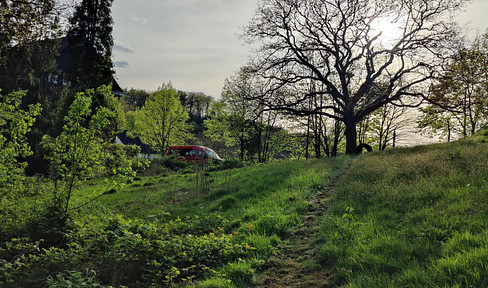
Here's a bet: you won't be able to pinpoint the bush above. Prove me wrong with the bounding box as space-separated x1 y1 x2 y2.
210 159 244 171
143 156 193 175
199 277 236 288
46 270 108 288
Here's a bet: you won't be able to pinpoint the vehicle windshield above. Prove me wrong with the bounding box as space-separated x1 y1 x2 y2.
205 149 222 160
169 148 195 157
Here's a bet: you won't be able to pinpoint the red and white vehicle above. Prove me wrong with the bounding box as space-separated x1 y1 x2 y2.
167 145 222 163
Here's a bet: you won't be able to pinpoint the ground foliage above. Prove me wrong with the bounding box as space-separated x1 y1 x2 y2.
1 157 347 287
317 130 488 287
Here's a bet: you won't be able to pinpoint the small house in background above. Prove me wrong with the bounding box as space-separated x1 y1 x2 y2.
115 131 159 160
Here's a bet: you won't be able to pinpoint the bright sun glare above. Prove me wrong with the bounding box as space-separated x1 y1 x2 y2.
370 16 404 48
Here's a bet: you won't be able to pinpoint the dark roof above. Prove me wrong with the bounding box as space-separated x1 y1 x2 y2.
57 38 71 72
116 131 158 154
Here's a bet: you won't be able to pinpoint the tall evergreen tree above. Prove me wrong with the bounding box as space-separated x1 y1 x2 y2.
67 0 115 92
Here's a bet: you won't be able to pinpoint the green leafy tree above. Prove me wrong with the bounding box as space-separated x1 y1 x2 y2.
179 91 215 121
358 104 406 150
0 90 41 194
424 33 488 138
43 86 136 215
122 88 151 110
418 105 456 142
0 1 65 173
0 38 70 174
67 0 115 91
131 83 192 154
205 107 255 161
204 69 262 161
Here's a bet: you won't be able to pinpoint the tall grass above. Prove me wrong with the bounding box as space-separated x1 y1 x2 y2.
72 157 350 286
316 132 488 287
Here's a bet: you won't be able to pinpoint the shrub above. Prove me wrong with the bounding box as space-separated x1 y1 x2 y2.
143 156 192 175
46 270 107 288
199 277 236 288
210 159 244 171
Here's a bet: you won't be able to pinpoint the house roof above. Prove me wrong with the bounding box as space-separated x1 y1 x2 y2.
116 131 158 154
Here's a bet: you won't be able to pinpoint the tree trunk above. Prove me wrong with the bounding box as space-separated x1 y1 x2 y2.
305 114 311 159
344 119 357 155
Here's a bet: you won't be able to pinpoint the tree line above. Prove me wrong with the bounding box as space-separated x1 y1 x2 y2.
2 0 487 172
1 0 488 286
1 0 488 179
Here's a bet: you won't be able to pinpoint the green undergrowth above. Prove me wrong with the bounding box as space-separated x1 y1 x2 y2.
1 157 349 287
317 131 488 287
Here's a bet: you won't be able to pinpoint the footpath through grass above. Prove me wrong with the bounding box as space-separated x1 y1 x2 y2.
0 157 349 288
317 131 488 287
86 157 350 287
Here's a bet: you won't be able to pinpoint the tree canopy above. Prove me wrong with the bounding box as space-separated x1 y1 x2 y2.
0 90 41 194
241 0 467 154
421 32 488 139
0 0 59 56
131 84 192 154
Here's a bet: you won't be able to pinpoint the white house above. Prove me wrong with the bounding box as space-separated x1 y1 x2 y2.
115 131 159 160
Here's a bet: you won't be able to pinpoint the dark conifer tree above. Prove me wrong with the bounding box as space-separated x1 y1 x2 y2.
67 0 115 93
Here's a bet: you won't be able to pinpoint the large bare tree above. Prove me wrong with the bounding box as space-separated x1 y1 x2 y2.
241 0 466 154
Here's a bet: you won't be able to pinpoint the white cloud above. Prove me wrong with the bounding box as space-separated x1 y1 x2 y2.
114 42 135 54
111 0 258 96
131 16 147 24
114 61 130 68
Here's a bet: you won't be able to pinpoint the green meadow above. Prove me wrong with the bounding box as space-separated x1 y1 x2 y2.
3 131 488 287
317 131 488 287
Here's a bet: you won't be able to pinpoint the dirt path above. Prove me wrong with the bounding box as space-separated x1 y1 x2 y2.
258 159 355 288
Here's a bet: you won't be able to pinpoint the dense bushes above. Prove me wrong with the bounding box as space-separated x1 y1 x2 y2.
143 156 244 176
0 212 253 287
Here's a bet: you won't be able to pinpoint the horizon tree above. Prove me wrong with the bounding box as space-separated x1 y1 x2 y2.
204 69 259 161
204 67 281 162
241 0 466 154
358 103 406 150
422 32 488 138
131 83 192 154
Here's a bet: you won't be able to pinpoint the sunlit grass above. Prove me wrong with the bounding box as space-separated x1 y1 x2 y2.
75 157 350 285
316 131 488 287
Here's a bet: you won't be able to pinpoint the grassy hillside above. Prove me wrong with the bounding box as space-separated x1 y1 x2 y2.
316 130 488 287
1 157 350 287
3 131 488 287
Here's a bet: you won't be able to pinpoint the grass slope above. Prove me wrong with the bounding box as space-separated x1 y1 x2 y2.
316 131 488 287
5 132 488 287
68 157 350 287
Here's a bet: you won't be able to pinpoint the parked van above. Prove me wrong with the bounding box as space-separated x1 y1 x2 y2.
167 145 222 163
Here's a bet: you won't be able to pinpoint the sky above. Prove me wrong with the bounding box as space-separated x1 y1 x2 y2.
111 0 258 97
109 0 488 98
